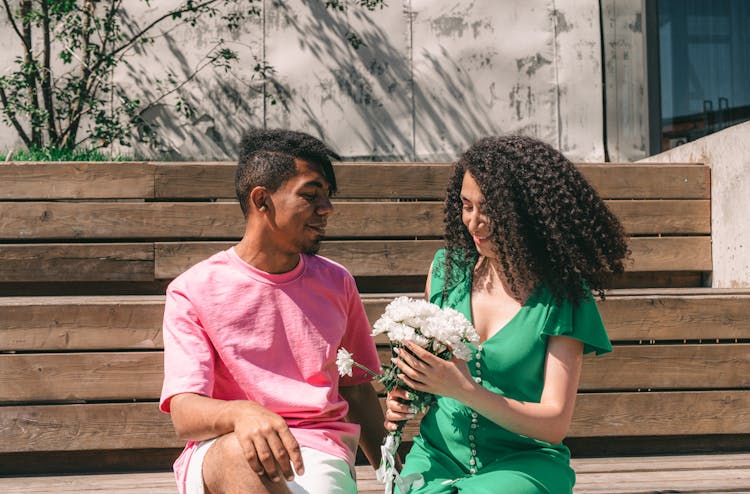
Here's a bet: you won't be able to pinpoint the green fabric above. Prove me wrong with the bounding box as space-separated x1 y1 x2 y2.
397 249 612 494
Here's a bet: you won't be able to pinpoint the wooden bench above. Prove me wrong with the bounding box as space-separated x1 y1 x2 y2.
1 161 748 491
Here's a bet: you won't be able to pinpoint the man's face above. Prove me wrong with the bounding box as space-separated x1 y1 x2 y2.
264 158 333 255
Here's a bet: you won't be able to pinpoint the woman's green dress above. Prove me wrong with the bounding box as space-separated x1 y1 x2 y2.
397 250 612 494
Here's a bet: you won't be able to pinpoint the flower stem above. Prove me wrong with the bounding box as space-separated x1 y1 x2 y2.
352 361 382 379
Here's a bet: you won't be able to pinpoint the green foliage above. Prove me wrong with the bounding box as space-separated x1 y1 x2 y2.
0 0 384 155
0 0 260 152
9 146 132 161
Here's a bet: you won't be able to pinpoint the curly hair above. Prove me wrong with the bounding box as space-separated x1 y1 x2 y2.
442 135 629 304
235 128 339 217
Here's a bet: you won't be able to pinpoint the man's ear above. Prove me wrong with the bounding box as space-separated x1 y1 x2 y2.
249 186 269 212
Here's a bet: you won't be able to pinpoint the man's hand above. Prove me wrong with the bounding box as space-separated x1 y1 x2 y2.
231 400 304 482
169 393 304 483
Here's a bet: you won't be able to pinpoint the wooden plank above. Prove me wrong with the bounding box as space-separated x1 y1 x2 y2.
154 162 452 200
0 199 709 240
154 240 443 279
392 390 750 440
626 236 712 272
606 200 710 235
4 290 747 351
578 163 710 199
359 456 750 493
373 344 750 393
154 237 710 280
0 201 444 240
0 244 154 282
573 469 750 493
610 271 704 289
569 453 750 473
0 472 178 494
0 296 164 351
153 162 235 199
2 390 743 453
154 162 709 200
2 455 750 494
0 202 244 241
0 403 182 453
0 162 154 199
599 294 750 341
569 390 750 437
0 392 737 456
0 352 163 402
578 344 750 390
0 448 182 475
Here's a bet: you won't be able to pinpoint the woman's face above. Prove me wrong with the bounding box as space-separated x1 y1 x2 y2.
460 171 498 259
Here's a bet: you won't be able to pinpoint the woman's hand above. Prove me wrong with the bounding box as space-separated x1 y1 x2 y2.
391 340 479 402
384 387 415 432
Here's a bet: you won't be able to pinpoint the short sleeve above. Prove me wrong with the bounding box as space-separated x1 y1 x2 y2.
428 249 447 305
541 292 612 356
159 282 216 412
338 274 382 387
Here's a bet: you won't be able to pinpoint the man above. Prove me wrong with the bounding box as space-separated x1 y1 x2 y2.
160 128 386 494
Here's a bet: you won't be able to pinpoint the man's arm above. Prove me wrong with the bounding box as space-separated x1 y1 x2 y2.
340 382 387 468
169 392 304 481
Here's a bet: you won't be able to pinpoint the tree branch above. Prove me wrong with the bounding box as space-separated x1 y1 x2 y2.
20 0 41 147
136 50 218 118
103 0 220 64
41 0 59 144
1 0 31 52
65 0 95 149
0 85 32 148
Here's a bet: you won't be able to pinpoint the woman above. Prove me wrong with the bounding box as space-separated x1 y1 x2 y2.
385 135 629 493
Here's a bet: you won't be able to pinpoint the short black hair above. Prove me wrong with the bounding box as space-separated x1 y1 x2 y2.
235 128 339 217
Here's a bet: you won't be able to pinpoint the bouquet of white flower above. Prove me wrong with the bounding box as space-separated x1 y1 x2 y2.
336 296 479 494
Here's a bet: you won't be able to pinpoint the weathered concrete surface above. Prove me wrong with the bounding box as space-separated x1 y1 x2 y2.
0 1 605 161
639 121 750 288
601 0 649 162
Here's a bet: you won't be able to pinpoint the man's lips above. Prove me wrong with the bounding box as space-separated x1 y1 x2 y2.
307 224 326 235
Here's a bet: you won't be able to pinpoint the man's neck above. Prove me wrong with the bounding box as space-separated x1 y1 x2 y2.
234 236 301 274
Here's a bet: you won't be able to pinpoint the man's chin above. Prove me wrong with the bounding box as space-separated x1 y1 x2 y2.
302 240 322 255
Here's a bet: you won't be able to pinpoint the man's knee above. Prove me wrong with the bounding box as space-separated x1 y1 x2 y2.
201 434 290 494
203 434 251 490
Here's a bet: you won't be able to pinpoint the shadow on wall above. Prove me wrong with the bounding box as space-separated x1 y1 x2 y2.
114 2 504 160
271 1 501 161
117 7 264 160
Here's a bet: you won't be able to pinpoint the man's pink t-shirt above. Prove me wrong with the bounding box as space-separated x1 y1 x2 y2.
159 247 381 492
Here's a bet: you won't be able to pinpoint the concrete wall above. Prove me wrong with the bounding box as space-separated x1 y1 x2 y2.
639 121 750 288
0 0 606 161
601 0 650 162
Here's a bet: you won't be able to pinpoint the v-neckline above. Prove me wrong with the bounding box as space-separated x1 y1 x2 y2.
469 284 539 345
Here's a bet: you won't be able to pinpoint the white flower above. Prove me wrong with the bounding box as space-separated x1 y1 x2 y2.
336 348 354 377
373 297 478 360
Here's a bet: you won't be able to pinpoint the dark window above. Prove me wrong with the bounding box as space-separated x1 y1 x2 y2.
649 0 750 152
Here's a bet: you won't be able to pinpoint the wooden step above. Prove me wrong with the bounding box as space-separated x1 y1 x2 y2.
0 162 710 200
3 290 748 352
0 199 710 240
0 453 748 493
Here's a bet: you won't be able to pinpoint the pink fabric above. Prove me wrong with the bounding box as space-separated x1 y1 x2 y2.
159 247 381 493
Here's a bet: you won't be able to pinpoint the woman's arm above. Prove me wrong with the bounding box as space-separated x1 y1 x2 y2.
391 335 583 444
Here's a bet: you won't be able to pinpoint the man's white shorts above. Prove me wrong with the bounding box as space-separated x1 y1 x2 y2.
185 437 357 494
